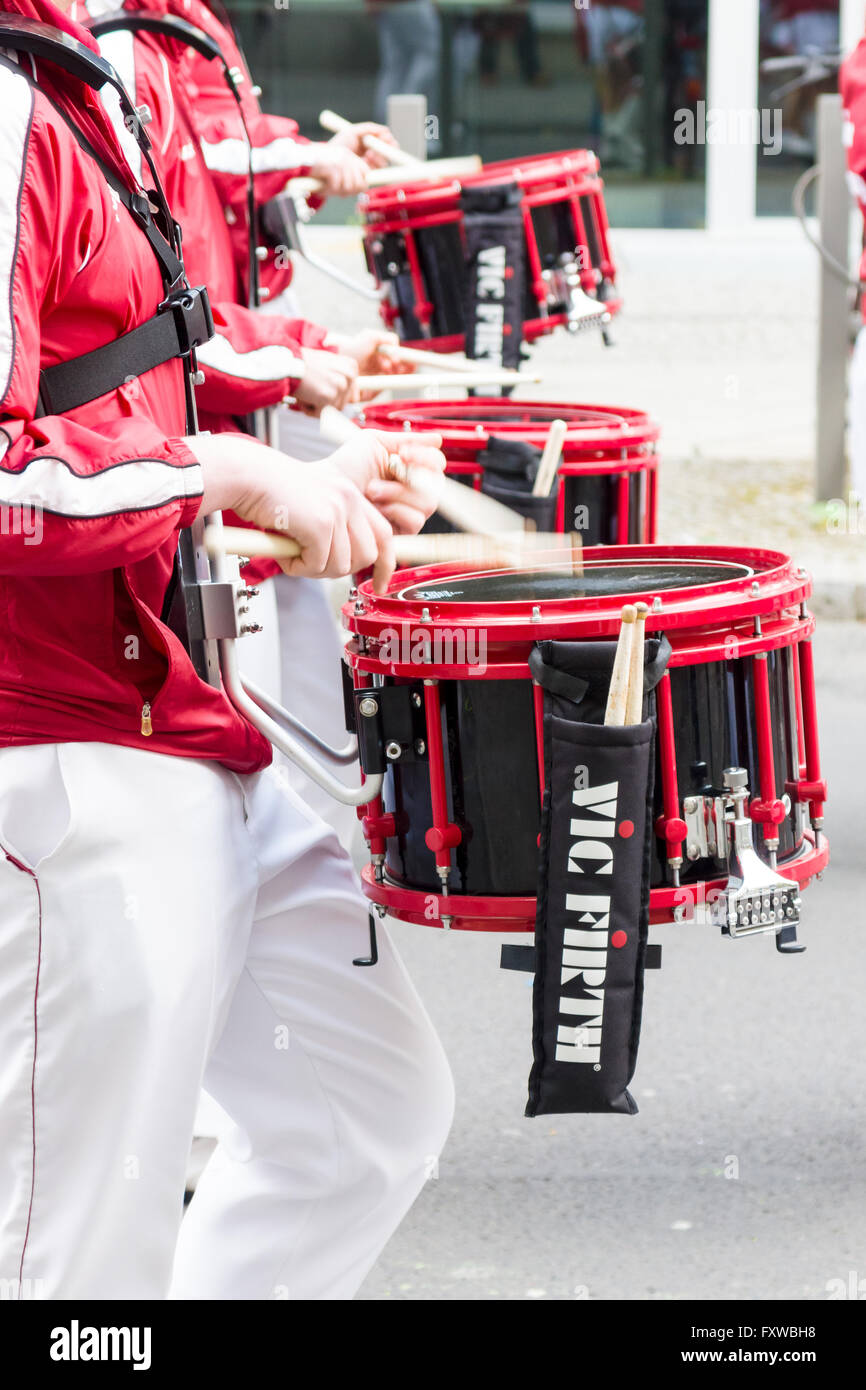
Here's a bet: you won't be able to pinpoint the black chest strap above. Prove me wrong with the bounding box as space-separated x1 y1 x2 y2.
37 287 214 416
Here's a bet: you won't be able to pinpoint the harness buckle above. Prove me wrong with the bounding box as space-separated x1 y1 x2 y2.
158 285 215 357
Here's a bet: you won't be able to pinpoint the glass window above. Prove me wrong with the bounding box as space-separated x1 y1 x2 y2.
757 0 840 216
231 1 710 228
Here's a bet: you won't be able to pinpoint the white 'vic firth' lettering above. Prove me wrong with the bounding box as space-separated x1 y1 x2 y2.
476 244 506 299
568 780 619 874
555 773 620 1066
473 246 507 369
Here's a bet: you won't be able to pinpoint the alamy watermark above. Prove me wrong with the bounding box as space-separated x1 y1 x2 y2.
825 492 866 536
674 102 783 157
0 502 42 546
377 621 487 674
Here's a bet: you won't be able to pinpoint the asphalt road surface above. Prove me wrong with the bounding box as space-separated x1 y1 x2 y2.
358 621 866 1301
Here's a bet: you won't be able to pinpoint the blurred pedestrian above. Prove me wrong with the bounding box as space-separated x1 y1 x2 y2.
577 0 645 173
369 0 442 129
477 1 545 88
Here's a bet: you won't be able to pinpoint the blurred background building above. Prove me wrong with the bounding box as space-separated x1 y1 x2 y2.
229 0 861 228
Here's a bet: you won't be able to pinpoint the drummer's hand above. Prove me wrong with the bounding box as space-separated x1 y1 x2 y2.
191 433 396 592
328 429 446 535
306 142 370 196
325 329 415 379
328 122 399 170
295 347 359 414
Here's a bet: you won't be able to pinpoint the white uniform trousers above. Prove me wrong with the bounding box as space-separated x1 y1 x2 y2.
0 742 454 1300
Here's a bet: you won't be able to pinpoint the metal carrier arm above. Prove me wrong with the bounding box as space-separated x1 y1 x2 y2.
262 191 386 303
204 514 380 807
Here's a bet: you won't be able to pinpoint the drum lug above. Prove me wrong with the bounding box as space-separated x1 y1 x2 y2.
712 768 803 947
352 683 428 775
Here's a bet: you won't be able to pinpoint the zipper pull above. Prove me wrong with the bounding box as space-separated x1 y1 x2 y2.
141 702 153 737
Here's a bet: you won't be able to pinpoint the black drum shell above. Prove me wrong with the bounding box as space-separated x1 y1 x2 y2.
382 648 802 898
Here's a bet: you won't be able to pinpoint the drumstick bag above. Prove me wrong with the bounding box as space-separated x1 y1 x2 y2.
478 436 541 488
460 182 526 375
477 437 557 529
524 636 671 1117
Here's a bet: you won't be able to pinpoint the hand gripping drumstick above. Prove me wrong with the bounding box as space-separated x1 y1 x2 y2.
531 418 568 498
287 155 484 202
318 406 526 537
625 602 650 726
206 525 573 571
604 605 637 728
318 109 419 167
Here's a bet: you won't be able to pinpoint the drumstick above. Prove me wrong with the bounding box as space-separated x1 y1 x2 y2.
604 606 637 728
356 369 542 393
318 109 420 167
206 525 577 570
531 418 568 498
625 602 649 726
318 406 526 536
287 155 483 201
378 343 481 374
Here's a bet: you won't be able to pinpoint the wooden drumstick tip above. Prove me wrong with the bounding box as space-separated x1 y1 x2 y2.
625 602 650 726
604 605 637 727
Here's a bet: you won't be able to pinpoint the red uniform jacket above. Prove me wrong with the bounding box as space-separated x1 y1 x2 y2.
0 0 270 771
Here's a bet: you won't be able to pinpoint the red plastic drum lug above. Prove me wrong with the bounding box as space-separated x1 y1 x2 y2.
798 639 826 824
362 812 397 844
656 815 688 846
425 824 462 854
749 799 787 826
785 778 828 805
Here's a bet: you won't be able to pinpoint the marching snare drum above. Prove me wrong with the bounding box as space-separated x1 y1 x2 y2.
361 150 620 353
344 545 828 932
357 399 659 544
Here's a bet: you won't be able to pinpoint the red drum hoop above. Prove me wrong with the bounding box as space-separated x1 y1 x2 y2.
344 545 828 932
361 149 620 353
358 398 660 544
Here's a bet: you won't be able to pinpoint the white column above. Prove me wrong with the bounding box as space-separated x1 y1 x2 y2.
705 0 760 231
841 0 866 57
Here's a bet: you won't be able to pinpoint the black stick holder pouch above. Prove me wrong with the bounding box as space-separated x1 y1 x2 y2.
524 634 671 1116
460 182 526 372
477 436 558 530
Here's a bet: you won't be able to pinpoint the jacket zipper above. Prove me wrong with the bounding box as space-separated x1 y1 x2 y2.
117 567 173 740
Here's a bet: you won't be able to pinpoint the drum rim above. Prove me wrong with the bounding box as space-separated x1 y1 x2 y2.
347 544 812 646
358 835 829 931
360 148 600 210
357 398 660 448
